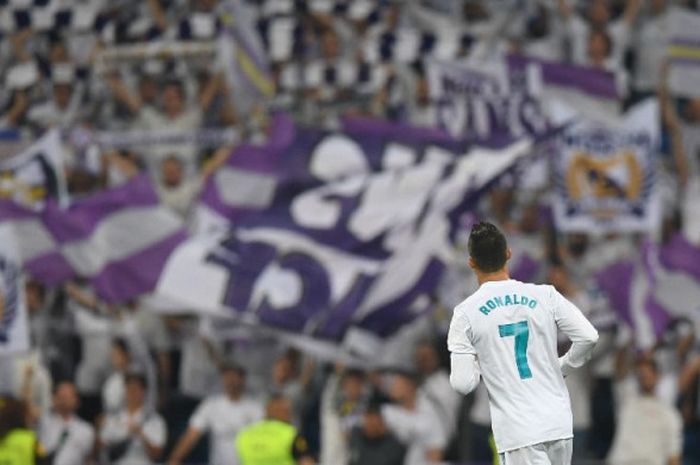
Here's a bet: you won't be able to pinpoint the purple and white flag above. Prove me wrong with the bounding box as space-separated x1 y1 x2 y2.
667 7 700 98
426 55 619 141
596 234 700 348
159 115 533 346
0 175 187 303
552 99 660 234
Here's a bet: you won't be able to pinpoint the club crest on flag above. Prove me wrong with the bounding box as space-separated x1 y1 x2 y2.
553 100 659 233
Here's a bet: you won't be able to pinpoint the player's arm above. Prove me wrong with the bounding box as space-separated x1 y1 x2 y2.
449 353 481 395
447 307 481 395
551 288 599 377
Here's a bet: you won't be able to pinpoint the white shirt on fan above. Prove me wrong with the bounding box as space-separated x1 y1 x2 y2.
447 279 599 453
188 394 264 465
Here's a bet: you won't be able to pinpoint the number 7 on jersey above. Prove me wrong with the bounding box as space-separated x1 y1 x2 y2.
499 320 533 379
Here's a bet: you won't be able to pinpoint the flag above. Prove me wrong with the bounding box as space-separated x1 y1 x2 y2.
0 175 187 303
0 228 28 355
551 99 660 234
426 55 619 141
668 7 700 98
0 129 67 209
218 0 275 114
158 115 533 347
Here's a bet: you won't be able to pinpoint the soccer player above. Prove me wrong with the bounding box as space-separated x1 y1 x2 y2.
447 222 599 465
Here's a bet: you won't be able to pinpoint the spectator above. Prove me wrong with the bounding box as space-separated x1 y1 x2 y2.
557 0 640 68
106 74 224 177
100 372 167 465
167 364 263 465
0 396 45 465
632 0 671 96
105 144 232 220
26 65 83 130
236 394 314 465
348 404 406 465
380 370 446 465
320 367 369 465
414 341 460 441
39 381 94 465
608 358 683 465
102 338 131 414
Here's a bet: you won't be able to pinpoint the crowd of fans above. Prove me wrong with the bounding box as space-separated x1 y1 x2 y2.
2 0 700 464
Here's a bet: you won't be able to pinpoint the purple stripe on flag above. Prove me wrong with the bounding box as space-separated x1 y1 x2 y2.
92 230 187 303
25 252 74 285
671 37 700 48
0 200 35 221
596 261 635 327
644 294 672 338
659 234 700 280
669 57 700 67
507 54 618 99
41 175 158 242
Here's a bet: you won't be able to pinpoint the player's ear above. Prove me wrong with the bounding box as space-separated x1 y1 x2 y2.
468 256 477 270
506 248 512 261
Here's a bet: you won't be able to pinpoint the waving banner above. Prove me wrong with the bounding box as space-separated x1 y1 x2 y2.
552 99 660 234
0 129 67 209
158 115 533 345
426 55 619 140
597 234 700 348
0 176 187 303
667 7 700 98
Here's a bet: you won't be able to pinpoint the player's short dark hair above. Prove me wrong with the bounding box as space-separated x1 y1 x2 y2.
468 222 508 273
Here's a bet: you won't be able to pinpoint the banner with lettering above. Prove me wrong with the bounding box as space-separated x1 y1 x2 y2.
426 55 619 140
158 115 533 345
552 99 660 234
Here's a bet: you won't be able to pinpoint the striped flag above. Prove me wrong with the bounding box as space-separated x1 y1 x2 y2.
596 235 700 348
668 7 700 97
0 175 187 303
218 0 275 114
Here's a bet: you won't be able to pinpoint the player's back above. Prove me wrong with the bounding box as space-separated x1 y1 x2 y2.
452 279 573 452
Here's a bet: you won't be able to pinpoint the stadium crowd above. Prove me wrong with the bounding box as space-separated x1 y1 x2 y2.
1 0 700 464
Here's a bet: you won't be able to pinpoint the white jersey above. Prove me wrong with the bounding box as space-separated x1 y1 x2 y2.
447 279 598 452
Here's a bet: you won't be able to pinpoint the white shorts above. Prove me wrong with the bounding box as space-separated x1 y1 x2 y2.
499 438 573 465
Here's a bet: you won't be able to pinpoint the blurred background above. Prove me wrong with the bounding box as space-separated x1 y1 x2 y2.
0 0 699 464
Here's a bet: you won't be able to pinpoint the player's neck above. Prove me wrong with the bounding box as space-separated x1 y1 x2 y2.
476 268 510 286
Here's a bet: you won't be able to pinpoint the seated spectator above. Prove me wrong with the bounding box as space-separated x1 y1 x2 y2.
236 394 314 465
168 364 263 465
39 381 94 465
348 404 406 465
380 370 447 465
607 358 683 465
99 373 167 465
